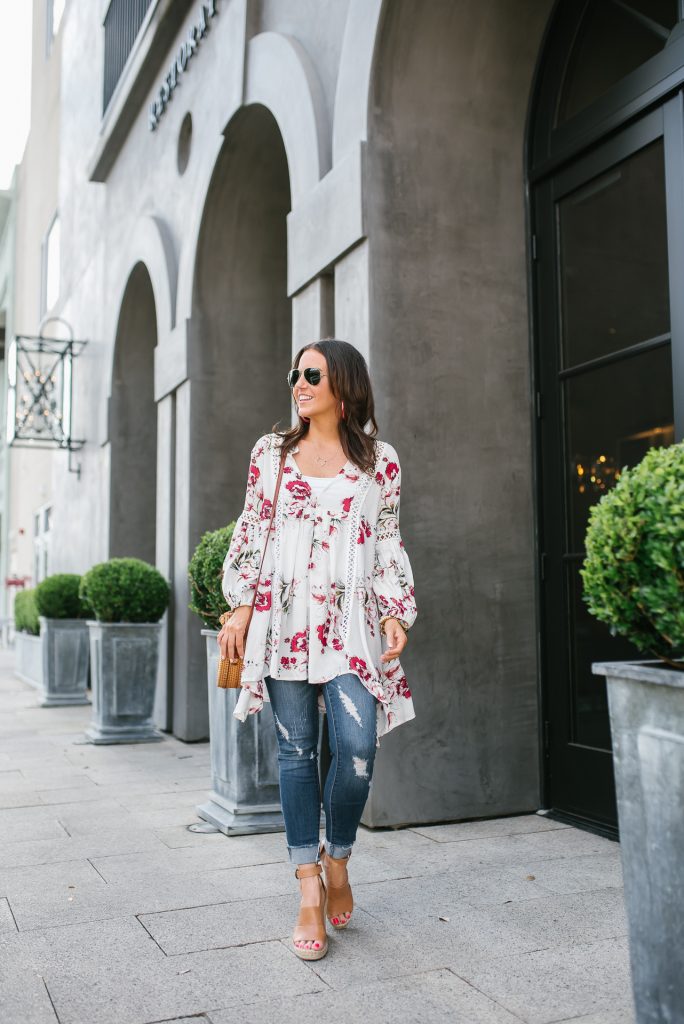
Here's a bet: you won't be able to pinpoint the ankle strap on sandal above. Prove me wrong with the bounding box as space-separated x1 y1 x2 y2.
294 862 323 879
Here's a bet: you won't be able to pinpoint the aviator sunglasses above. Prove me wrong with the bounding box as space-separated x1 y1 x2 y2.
286 367 329 388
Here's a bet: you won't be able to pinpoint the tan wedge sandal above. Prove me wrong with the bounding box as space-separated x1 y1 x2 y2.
320 841 353 929
292 862 328 960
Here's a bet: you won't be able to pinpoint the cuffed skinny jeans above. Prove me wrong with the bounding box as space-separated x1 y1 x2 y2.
264 672 378 865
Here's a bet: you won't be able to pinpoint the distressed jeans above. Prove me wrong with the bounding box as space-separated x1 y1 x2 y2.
264 672 378 865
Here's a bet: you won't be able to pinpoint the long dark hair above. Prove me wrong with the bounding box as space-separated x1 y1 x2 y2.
272 339 379 476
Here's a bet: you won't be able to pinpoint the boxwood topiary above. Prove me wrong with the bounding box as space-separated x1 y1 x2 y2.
14 589 40 635
35 573 93 620
581 441 684 668
188 523 236 631
79 558 170 624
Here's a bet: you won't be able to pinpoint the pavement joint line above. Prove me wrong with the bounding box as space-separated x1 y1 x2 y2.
444 965 530 1023
85 857 110 884
2 893 19 932
135 913 170 956
40 975 62 1024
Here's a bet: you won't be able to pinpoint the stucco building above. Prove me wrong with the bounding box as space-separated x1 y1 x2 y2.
11 0 683 834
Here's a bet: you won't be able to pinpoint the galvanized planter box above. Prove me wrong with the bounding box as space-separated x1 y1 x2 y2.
196 630 285 835
84 621 164 744
593 659 684 1024
14 631 43 689
39 617 90 707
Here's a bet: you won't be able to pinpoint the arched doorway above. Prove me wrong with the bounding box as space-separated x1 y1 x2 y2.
191 103 292 523
109 262 157 563
528 0 684 832
175 103 292 739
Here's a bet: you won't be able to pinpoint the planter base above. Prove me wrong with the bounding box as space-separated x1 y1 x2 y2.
83 722 164 745
196 793 285 836
40 693 91 708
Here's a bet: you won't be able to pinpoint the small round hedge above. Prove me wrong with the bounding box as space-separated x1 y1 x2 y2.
79 558 170 624
581 441 684 668
35 574 93 620
188 523 236 631
14 589 40 635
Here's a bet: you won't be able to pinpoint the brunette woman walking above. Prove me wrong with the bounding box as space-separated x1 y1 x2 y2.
218 339 417 960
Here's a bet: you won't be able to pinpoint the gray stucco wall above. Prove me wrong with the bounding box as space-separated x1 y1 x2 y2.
360 0 553 825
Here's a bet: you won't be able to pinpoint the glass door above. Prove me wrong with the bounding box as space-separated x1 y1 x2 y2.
535 110 675 830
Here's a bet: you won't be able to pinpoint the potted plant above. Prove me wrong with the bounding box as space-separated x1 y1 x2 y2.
35 574 92 707
583 440 684 1023
14 588 43 689
188 524 284 835
79 558 170 744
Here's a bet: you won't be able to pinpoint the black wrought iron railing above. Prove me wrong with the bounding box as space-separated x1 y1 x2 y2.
103 0 154 112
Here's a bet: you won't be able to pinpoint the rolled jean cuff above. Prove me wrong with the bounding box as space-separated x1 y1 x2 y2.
287 843 322 865
323 837 353 859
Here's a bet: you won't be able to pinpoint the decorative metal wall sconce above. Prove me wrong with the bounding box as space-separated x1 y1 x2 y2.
7 317 88 479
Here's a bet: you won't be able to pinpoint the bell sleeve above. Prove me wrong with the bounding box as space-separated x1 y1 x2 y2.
372 449 417 630
221 438 270 611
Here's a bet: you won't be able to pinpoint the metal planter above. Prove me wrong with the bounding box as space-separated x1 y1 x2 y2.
39 617 90 707
196 630 285 835
14 631 43 689
84 621 164 744
592 659 684 1024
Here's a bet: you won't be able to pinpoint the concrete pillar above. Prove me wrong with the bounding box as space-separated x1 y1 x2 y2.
154 391 175 733
292 276 334 351
335 241 370 363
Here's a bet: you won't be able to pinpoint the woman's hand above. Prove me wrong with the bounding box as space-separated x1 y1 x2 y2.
380 618 408 663
217 605 252 663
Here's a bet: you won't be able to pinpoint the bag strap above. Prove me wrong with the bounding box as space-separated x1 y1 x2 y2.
244 446 286 625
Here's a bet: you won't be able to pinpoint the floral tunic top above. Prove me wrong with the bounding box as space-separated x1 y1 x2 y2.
221 432 417 744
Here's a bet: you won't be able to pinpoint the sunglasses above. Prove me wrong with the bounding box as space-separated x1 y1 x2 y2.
286 367 328 388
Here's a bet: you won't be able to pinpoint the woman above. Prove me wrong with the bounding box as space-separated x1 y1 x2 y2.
218 338 417 961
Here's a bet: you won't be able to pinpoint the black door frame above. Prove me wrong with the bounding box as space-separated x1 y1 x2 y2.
527 2 684 834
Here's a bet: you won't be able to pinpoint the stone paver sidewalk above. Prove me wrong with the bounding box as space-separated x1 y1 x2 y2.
0 650 635 1024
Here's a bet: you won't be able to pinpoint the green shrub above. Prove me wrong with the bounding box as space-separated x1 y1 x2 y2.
35 573 93 620
14 589 40 635
188 522 236 630
581 441 684 667
79 558 170 623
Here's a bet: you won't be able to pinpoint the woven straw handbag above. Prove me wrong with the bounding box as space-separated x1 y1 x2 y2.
217 448 286 689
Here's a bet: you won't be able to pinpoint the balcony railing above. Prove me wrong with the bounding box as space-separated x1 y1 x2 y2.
103 0 155 112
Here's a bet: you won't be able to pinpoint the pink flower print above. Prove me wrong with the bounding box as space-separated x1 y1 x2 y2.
342 496 353 513
321 540 330 551
357 517 372 545
286 479 312 502
375 471 384 486
332 637 343 651
291 631 308 653
349 656 372 683
317 622 328 648
260 498 273 521
248 462 260 487
283 466 293 474
255 584 272 613
386 462 399 481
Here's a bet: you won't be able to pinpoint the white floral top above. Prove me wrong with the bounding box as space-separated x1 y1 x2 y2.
221 433 417 744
